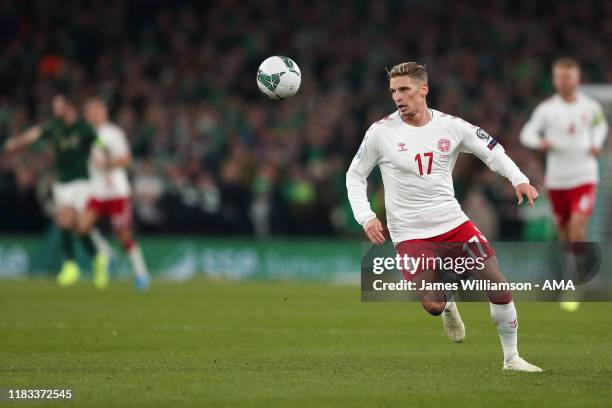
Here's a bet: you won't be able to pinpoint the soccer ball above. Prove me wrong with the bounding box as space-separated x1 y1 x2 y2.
256 56 301 100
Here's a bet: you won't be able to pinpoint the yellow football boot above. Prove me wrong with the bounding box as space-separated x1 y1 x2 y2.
93 252 110 290
57 260 80 286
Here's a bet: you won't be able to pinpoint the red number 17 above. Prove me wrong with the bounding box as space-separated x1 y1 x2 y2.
415 152 433 175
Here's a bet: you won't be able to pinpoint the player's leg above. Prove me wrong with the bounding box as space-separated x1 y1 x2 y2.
547 188 569 242
111 198 150 291
90 227 116 259
419 278 465 343
555 225 568 242
396 238 465 342
417 273 465 343
472 256 542 372
115 225 150 290
76 208 99 259
559 212 590 311
55 205 81 286
77 206 99 236
76 197 109 290
416 269 447 316
560 185 595 311
411 261 465 342
446 220 539 367
566 212 589 242
412 270 466 342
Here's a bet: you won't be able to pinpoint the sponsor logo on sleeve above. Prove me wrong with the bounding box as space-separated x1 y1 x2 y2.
476 128 498 150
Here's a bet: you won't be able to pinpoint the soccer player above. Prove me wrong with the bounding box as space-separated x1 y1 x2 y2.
80 97 150 291
346 62 542 372
520 58 608 311
4 95 108 287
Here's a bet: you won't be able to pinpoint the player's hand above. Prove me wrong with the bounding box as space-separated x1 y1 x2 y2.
590 147 602 157
515 183 539 208
539 140 551 152
4 138 16 152
364 217 385 245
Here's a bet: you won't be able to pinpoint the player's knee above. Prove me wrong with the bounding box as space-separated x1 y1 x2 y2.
75 219 91 235
567 215 588 241
422 301 445 316
76 211 97 236
56 209 75 229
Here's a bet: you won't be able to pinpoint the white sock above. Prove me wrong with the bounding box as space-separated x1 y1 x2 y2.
90 228 115 258
442 290 456 312
128 245 149 278
490 301 519 362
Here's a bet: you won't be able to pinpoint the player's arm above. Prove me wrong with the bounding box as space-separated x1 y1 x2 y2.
590 102 609 156
100 146 131 169
519 104 549 152
3 126 42 153
461 125 539 207
108 127 132 168
346 127 385 244
92 127 132 170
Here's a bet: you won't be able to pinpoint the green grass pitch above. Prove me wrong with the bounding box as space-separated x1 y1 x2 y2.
1 279 611 407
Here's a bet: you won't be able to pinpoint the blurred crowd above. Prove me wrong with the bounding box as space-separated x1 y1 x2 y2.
1 0 610 239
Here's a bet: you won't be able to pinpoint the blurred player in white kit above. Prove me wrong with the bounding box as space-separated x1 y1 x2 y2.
520 58 608 311
347 62 542 372
79 97 151 291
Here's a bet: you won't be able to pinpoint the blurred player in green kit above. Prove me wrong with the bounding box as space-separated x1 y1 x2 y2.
4 95 109 288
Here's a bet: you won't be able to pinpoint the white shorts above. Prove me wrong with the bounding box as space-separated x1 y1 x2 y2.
52 180 91 212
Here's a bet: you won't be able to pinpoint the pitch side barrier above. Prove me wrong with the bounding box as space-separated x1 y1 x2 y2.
1 234 612 301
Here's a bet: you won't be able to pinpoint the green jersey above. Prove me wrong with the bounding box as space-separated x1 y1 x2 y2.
39 118 97 183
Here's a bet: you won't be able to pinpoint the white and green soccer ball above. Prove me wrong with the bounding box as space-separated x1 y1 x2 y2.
256 56 301 100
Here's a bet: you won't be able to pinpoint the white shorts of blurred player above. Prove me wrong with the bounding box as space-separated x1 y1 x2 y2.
52 180 91 212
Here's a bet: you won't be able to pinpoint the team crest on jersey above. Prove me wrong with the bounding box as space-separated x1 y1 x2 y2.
437 138 451 152
397 142 408 151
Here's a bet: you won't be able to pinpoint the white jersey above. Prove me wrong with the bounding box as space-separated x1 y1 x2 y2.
346 109 529 243
89 122 131 200
520 93 608 189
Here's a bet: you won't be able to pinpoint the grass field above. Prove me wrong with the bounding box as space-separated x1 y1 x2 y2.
1 279 611 407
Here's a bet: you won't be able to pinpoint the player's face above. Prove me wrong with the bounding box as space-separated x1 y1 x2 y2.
85 101 107 125
389 76 428 117
553 66 580 96
52 95 67 117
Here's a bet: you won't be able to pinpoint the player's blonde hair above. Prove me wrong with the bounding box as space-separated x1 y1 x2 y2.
552 57 580 71
387 62 428 83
